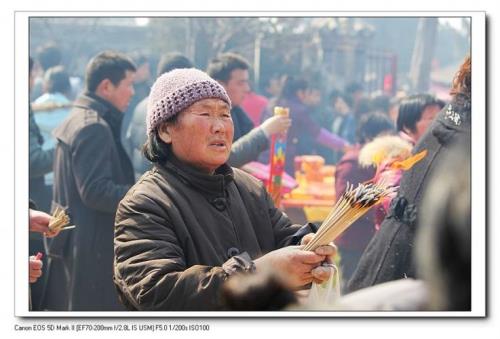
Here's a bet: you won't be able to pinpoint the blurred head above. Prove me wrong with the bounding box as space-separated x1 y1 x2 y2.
157 52 193 77
130 53 151 84
144 68 232 173
264 73 286 98
397 94 444 143
207 53 250 106
303 88 322 107
222 268 297 311
356 111 395 144
345 82 364 107
43 65 71 95
36 43 62 71
280 76 309 102
355 97 373 117
388 96 402 124
85 51 137 112
329 89 351 115
371 94 391 114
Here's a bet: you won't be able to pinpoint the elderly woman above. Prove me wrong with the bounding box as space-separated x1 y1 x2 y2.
113 69 334 311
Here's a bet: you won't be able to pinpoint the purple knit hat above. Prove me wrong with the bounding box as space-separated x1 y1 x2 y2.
146 68 231 135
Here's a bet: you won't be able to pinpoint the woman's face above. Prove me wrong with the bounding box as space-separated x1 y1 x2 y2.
159 98 234 174
413 104 441 142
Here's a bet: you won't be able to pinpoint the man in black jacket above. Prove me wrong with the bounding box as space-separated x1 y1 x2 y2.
44 51 136 311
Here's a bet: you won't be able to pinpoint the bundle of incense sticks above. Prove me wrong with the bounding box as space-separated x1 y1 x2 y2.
48 207 73 232
303 182 395 251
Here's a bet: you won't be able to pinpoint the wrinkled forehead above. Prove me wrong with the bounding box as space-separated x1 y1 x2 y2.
184 98 230 113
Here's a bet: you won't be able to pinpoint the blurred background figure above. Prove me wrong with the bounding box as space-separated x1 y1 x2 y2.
370 94 391 115
29 56 55 309
31 43 63 101
397 93 445 145
31 42 82 101
121 52 151 148
123 52 193 179
207 53 253 141
32 65 72 191
355 95 444 231
277 76 350 174
208 52 291 168
29 57 54 213
241 84 269 127
334 112 395 283
344 82 365 118
262 72 287 117
328 89 357 163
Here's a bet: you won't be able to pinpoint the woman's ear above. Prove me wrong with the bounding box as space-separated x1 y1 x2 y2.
158 123 172 144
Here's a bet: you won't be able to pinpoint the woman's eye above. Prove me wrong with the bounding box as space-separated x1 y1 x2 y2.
199 112 210 116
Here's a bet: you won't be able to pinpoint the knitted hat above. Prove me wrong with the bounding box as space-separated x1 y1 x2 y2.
146 68 231 135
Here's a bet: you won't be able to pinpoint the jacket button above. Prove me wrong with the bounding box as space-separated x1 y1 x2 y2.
227 247 240 258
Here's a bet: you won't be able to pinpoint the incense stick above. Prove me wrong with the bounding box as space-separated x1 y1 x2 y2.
303 182 393 251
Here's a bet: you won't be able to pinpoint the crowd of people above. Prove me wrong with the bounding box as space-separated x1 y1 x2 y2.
27 41 471 312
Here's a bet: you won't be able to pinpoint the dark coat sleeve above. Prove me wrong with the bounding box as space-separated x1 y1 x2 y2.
114 193 253 311
71 124 131 213
29 114 54 178
228 127 269 167
261 181 305 248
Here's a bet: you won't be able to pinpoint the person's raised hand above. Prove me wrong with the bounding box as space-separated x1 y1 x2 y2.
260 115 292 137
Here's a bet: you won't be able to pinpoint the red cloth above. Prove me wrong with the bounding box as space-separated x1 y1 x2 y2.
334 147 377 251
241 92 269 126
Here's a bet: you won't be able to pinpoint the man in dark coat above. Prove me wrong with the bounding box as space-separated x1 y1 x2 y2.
44 51 136 311
346 56 471 293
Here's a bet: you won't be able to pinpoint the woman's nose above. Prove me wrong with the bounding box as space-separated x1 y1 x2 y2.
211 117 226 133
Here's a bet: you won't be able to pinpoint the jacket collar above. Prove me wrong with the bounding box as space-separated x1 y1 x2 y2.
74 92 124 134
161 154 234 198
431 97 471 146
